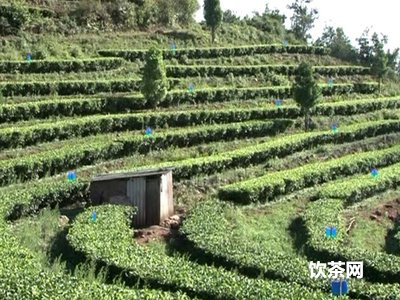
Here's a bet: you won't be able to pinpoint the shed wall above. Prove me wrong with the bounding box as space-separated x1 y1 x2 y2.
145 176 161 226
127 177 146 227
160 172 174 220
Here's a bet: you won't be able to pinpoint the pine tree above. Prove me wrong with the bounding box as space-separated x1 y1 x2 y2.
140 48 168 108
292 62 321 131
204 0 222 43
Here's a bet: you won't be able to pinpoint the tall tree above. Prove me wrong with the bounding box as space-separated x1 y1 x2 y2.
316 26 358 63
292 62 321 131
356 29 373 66
140 48 168 108
223 10 240 24
287 0 318 41
371 36 388 93
204 0 222 43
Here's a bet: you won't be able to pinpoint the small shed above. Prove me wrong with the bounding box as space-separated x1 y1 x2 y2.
90 168 174 228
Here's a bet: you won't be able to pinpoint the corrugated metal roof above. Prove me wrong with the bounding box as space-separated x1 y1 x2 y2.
91 168 173 182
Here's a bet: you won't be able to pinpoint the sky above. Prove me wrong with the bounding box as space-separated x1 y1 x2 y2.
195 0 399 52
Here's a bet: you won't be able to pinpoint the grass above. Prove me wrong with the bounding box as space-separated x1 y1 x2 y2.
232 199 309 255
344 189 400 252
11 203 124 286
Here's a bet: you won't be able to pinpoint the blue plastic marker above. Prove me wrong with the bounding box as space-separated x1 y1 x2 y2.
283 40 289 47
331 279 348 296
331 227 337 238
26 53 32 62
331 123 338 134
67 171 77 182
325 226 337 238
275 98 283 107
188 83 195 93
91 211 97 222
169 42 177 55
145 127 152 136
328 78 334 87
371 168 379 178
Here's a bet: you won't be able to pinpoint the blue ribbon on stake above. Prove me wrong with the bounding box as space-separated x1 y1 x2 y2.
145 127 152 137
67 171 77 182
371 168 379 178
91 211 97 222
188 83 195 94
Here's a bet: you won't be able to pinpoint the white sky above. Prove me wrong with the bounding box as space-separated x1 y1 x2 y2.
195 0 399 51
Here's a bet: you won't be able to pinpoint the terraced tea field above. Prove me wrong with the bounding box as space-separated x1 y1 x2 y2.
1 44 400 299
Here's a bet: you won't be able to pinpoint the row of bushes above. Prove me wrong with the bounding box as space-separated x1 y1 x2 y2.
0 79 140 97
0 92 395 125
0 100 295 149
318 160 400 204
304 198 400 283
218 120 400 203
132 120 400 188
0 58 124 74
98 45 329 61
66 204 332 299
166 65 370 78
181 200 400 299
0 180 191 299
0 121 277 186
3 93 398 149
164 83 378 105
0 78 182 97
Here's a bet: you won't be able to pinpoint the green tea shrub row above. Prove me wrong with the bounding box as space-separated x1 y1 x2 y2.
0 121 278 186
163 83 378 106
181 200 400 299
0 79 141 97
304 198 400 283
0 58 124 74
134 120 400 185
0 182 190 299
166 65 370 77
1 93 396 125
66 204 333 299
0 105 293 149
318 161 400 204
98 45 328 61
218 120 400 203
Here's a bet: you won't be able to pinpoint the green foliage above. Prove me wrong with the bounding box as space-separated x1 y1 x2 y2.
0 91 391 126
0 57 123 73
287 0 318 41
182 199 400 299
204 0 222 43
166 64 370 78
0 78 142 97
218 120 400 203
222 9 240 24
292 62 321 130
99 44 329 61
140 48 168 108
371 39 389 93
67 204 334 299
304 198 400 283
0 4 30 35
244 4 286 38
0 121 276 186
316 26 358 63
